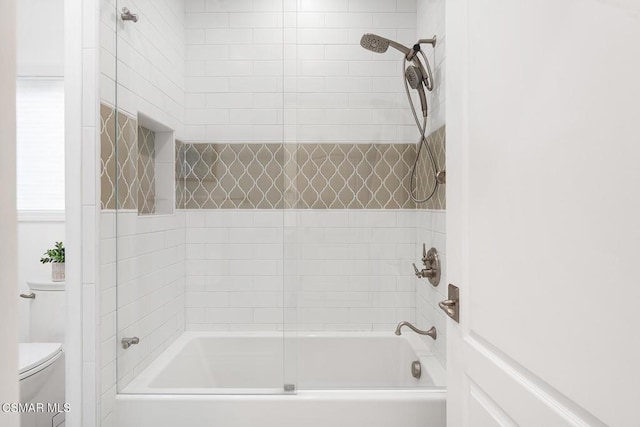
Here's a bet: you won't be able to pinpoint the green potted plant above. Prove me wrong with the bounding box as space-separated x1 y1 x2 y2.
40 241 65 282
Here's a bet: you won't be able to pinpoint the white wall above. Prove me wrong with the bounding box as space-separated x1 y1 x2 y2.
184 0 417 143
185 210 416 331
17 0 65 76
0 0 19 424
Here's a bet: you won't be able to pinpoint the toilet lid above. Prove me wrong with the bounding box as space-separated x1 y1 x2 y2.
19 343 63 377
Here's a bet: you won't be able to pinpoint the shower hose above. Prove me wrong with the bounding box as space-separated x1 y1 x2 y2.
403 50 440 203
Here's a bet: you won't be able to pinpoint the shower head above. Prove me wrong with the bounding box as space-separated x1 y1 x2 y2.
405 66 423 90
360 33 411 56
360 34 390 53
405 66 428 118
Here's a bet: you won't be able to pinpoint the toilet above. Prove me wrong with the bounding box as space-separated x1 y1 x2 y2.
19 280 66 427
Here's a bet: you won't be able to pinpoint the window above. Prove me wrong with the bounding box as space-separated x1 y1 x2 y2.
16 78 65 211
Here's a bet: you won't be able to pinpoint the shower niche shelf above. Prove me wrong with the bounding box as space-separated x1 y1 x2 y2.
136 112 175 216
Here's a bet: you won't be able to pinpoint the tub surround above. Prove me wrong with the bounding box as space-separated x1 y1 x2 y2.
97 1 447 426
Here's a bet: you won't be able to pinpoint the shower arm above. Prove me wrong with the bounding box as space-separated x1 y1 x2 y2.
406 36 437 88
416 36 437 48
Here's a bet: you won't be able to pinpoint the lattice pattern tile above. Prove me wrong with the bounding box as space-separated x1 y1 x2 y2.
100 104 141 210
137 126 156 214
184 144 284 209
116 111 139 210
183 143 418 209
176 140 186 209
415 125 446 210
100 103 446 212
100 104 116 209
284 144 417 209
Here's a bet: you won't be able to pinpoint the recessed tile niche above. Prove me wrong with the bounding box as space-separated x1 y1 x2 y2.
137 113 174 216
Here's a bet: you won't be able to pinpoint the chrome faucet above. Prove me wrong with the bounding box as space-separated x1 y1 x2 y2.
394 321 437 340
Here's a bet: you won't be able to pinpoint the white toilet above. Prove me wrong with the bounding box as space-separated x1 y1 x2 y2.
19 280 66 427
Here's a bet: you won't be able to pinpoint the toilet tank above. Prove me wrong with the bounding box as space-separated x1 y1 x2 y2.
26 280 65 343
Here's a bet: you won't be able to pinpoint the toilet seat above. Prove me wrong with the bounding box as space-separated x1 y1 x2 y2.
19 343 63 381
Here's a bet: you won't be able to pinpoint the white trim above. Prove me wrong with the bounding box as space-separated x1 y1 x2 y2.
17 210 65 222
64 0 83 425
0 0 20 422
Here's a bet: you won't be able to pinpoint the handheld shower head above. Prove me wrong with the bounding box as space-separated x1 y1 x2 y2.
405 65 422 90
360 33 411 56
405 66 428 118
360 34 389 53
360 33 429 89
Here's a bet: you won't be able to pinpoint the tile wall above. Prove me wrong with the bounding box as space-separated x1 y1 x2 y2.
183 0 418 144
185 209 416 331
100 0 186 135
99 211 185 393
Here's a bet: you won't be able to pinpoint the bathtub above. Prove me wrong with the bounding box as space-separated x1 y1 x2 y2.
116 332 446 427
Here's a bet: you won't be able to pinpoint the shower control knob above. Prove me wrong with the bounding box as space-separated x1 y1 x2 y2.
413 246 441 286
413 263 437 279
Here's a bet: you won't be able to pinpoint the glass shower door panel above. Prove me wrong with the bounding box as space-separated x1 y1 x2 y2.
111 0 294 394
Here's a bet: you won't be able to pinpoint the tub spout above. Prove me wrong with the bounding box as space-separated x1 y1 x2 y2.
394 321 436 340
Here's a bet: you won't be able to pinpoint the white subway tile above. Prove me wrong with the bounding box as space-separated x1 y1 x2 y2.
298 308 349 323
348 307 397 323
186 292 230 308
230 12 283 28
297 29 350 45
299 0 348 12
253 308 282 323
205 308 253 323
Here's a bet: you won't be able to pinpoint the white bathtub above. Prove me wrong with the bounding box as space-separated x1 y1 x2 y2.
116 332 446 427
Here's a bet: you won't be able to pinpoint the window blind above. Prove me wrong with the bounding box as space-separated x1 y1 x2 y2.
16 78 65 211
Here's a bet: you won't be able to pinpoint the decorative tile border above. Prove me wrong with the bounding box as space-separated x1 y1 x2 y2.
183 143 283 209
100 103 446 211
283 143 417 209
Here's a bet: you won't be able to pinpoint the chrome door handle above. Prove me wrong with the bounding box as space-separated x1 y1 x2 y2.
20 292 36 299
